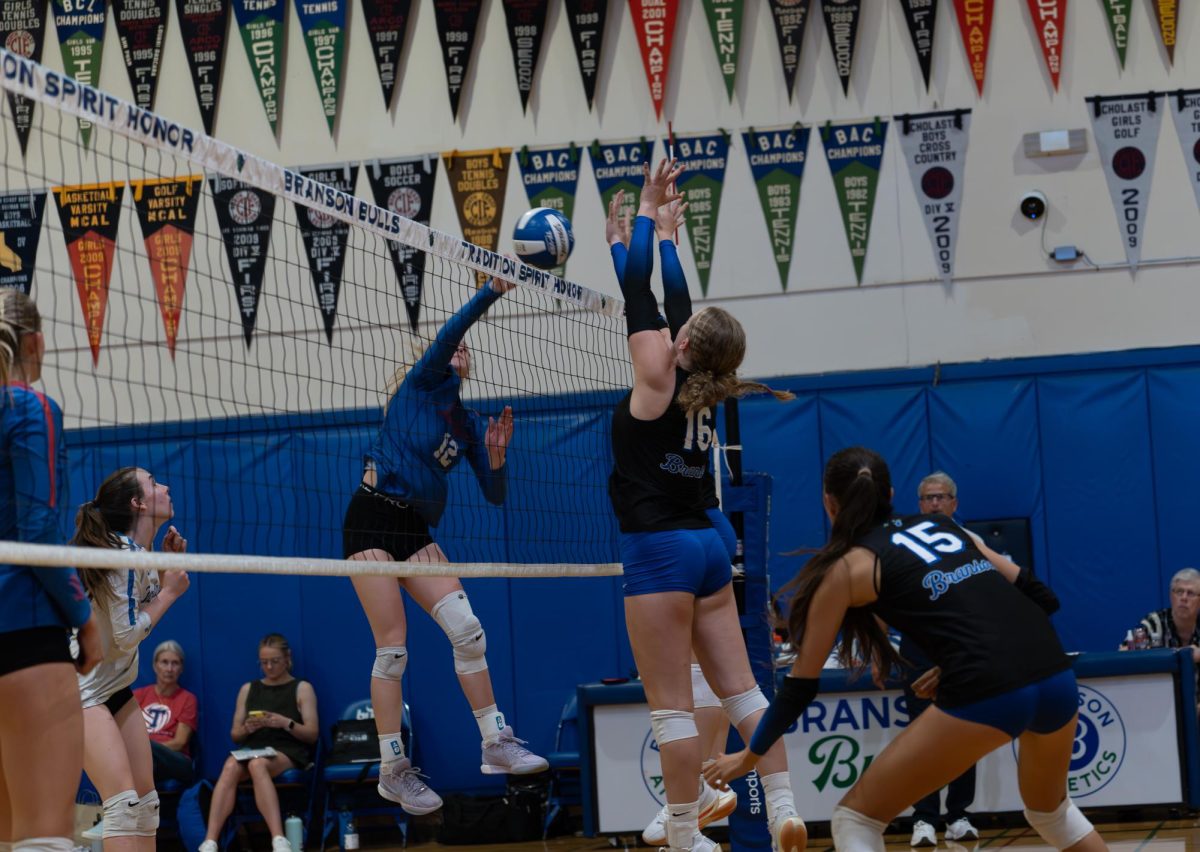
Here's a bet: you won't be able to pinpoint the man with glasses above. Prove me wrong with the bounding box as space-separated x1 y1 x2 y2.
1122 568 1200 659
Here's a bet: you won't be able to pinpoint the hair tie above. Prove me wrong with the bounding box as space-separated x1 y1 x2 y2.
857 468 873 479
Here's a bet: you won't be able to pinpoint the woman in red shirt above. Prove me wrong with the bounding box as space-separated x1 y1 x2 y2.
133 641 198 785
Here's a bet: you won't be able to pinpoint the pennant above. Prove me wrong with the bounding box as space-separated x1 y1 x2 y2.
175 0 229 135
564 0 608 110
1 0 49 155
742 125 808 291
768 0 812 101
672 132 730 296
951 0 994 96
897 110 971 284
1086 93 1162 272
500 0 548 112
700 0 742 101
431 0 483 119
230 0 286 136
294 0 345 133
1025 0 1065 90
820 119 888 284
1099 0 1131 69
1152 0 1177 64
51 182 124 365
364 155 437 331
896 0 937 90
51 0 108 148
628 0 679 121
442 148 512 287
517 143 582 277
292 164 356 341
210 175 275 345
113 0 168 109
130 176 203 357
360 0 412 108
588 137 654 229
0 190 47 294
821 0 860 96
1169 91 1200 218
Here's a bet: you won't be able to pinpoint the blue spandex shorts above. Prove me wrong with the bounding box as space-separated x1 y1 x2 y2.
942 668 1078 739
620 526 733 598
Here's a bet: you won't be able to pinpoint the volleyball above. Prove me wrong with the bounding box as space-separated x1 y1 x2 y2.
512 208 575 269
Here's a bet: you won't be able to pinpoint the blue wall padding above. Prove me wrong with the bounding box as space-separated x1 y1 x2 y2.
1148 367 1200 589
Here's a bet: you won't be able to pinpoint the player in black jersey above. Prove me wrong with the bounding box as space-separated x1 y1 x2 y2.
703 447 1106 852
609 158 799 852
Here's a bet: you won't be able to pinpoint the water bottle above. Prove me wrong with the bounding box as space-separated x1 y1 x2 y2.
1132 627 1151 650
340 810 359 851
285 814 304 852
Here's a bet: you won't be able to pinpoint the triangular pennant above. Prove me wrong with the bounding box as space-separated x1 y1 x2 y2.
1086 93 1162 272
230 0 286 136
1169 91 1200 218
821 0 861 96
1025 0 1066 90
361 0 413 109
51 182 124 365
431 0 483 120
1099 0 1132 70
292 164 356 342
628 0 679 121
700 0 743 101
130 176 203 357
2 0 50 155
364 155 437 331
113 0 169 110
742 125 809 291
175 0 230 135
1151 0 1177 64
210 175 275 345
564 0 608 110
294 0 345 133
0 190 47 295
768 0 813 101
442 148 512 287
820 119 888 284
673 132 730 296
897 110 971 284
501 0 549 112
896 0 937 91
588 137 654 227
51 0 108 147
517 144 582 278
951 0 994 96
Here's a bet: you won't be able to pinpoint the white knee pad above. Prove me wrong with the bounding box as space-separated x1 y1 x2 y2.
432 591 488 675
650 709 698 747
372 646 409 681
134 790 160 837
12 839 74 852
690 663 720 709
1024 797 1093 850
102 790 141 838
720 686 769 726
831 805 887 852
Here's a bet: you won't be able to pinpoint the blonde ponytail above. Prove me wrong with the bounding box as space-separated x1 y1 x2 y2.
675 307 795 413
0 290 40 387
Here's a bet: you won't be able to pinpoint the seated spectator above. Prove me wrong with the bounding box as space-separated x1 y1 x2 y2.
134 639 198 786
198 633 319 852
1122 567 1200 660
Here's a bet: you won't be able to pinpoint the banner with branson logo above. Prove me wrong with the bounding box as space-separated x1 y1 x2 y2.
628 0 678 121
501 0 548 113
1025 0 1065 91
896 109 970 285
293 163 357 341
443 148 512 287
589 136 654 230
361 0 411 109
564 0 607 110
517 143 581 278
432 0 483 120
672 131 729 296
364 154 438 331
768 0 812 101
175 0 230 135
951 0 993 96
231 0 286 137
1 0 48 155
1087 92 1162 273
113 0 169 110
210 175 276 346
821 118 887 284
821 0 860 96
50 0 108 148
895 0 936 91
742 124 809 291
0 189 47 294
294 0 346 134
700 0 742 102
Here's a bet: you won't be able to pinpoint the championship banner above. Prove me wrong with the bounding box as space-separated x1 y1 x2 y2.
821 0 860 96
820 119 887 284
589 136 653 230
0 189 46 294
628 0 678 121
742 124 808 291
517 143 581 277
952 0 993 96
1026 0 1065 90
700 0 742 101
432 0 483 119
293 163 356 341
768 0 812 101
175 0 229 135
364 154 437 331
443 148 511 287
564 0 607 109
896 0 936 91
130 175 203 356
1169 90 1200 217
896 109 971 285
501 0 548 112
231 0 285 136
361 0 412 108
113 0 168 110
51 181 123 364
1099 0 1131 69
1152 0 1177 64
210 175 275 345
294 0 344 133
51 0 107 147
1086 92 1162 272
2 0 49 154
672 131 729 296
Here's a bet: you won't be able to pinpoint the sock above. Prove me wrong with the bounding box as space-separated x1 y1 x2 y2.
13 839 74 852
379 732 405 764
665 799 700 850
762 770 796 822
473 704 506 744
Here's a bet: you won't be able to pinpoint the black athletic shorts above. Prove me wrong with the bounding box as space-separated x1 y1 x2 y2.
104 685 136 717
0 625 72 677
342 484 434 561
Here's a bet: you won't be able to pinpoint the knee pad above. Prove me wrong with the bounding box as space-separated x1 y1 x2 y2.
1024 797 1093 849
102 790 141 838
372 646 409 681
432 591 488 675
650 709 698 747
134 790 160 837
12 839 74 852
720 686 769 726
831 805 887 852
690 663 720 709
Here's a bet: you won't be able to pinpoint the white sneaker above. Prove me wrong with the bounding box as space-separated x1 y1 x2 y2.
643 786 738 845
81 821 104 841
911 820 938 847
271 837 292 852
945 818 979 842
657 833 722 852
769 810 808 852
198 841 218 852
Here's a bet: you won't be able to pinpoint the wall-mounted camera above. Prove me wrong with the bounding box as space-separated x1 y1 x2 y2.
1019 191 1047 221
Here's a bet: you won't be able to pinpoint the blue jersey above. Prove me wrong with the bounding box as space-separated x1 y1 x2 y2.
367 285 507 527
0 383 91 632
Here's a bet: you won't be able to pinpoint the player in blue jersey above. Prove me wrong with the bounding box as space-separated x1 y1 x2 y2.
343 272 546 816
0 290 102 852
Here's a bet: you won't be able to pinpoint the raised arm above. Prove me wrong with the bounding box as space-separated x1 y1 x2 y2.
466 406 512 505
606 188 632 285
655 198 692 338
411 277 511 388
973 536 1059 615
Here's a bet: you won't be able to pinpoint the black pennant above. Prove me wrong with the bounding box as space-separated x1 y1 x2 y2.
768 0 812 101
360 0 413 109
364 155 438 331
820 0 860 96
896 0 936 90
501 0 549 112
564 0 607 110
1 0 49 155
210 176 275 346
431 0 483 119
175 0 229 135
293 164 357 343
113 0 169 110
0 190 47 294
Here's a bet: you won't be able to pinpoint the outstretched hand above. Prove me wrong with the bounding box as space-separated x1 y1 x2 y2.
486 405 514 469
655 197 688 240
702 748 758 792
490 257 519 295
638 158 685 218
606 189 632 248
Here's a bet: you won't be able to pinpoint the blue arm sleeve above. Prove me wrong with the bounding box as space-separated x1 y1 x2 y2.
659 239 693 338
465 412 507 506
748 676 819 756
621 216 662 336
412 285 502 388
610 242 628 285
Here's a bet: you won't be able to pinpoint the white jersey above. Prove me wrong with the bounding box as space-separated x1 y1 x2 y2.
78 536 160 708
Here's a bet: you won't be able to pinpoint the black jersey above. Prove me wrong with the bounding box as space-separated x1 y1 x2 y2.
859 513 1070 708
609 369 715 533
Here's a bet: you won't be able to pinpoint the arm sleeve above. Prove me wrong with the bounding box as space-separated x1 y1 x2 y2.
1014 565 1060 615
107 570 153 652
465 412 507 506
748 676 819 756
659 239 693 338
621 216 663 336
610 242 628 284
411 285 502 388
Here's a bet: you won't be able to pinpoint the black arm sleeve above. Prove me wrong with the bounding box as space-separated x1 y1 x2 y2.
1015 565 1060 615
748 676 819 755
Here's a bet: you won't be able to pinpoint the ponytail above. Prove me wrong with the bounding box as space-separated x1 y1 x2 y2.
674 306 794 414
72 467 143 604
0 290 41 387
676 370 794 413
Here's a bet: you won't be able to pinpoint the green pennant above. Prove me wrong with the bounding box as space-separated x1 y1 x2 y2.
700 0 742 101
295 0 346 134
1099 0 1132 69
820 119 888 284
673 133 731 296
232 0 286 136
743 126 809 291
51 0 108 149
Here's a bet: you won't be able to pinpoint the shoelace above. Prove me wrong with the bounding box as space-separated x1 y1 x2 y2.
388 763 433 793
494 732 535 759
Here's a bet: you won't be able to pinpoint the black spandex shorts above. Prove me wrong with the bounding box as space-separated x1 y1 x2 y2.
0 625 72 677
104 685 135 717
342 484 434 561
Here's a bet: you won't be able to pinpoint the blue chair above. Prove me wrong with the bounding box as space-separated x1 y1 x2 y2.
220 737 324 849
320 700 413 850
542 695 581 838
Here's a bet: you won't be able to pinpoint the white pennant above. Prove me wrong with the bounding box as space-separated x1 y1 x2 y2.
897 110 971 285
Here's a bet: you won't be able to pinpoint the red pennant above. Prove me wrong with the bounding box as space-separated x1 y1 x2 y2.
1026 0 1066 90
952 0 994 96
52 183 124 366
628 0 679 121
